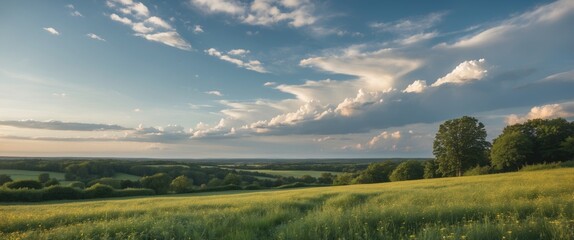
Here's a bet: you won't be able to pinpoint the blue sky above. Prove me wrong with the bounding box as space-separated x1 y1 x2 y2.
1 0 573 158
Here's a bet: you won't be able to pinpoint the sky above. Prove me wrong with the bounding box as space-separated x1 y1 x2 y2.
1 0 573 158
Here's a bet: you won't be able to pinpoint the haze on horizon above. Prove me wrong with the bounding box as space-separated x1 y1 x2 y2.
1 0 573 158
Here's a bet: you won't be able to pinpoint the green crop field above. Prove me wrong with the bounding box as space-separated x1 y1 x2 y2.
1 168 573 239
233 169 341 178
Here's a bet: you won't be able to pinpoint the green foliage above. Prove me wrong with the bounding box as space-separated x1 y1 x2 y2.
333 173 355 185
276 182 307 189
423 160 437 179
170 175 193 193
44 178 60 187
317 173 334 184
560 160 574 167
389 160 424 181
299 175 316 184
38 173 50 183
84 183 115 198
42 186 83 200
353 161 396 184
519 162 562 172
207 178 223 187
223 173 242 186
0 174 12 186
69 181 86 189
88 178 122 189
433 116 490 177
111 188 155 198
140 173 172 194
561 136 574 159
4 180 43 190
491 130 533 171
1 169 573 239
463 165 491 176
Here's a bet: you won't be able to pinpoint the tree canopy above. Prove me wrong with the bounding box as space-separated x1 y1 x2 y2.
433 116 490 177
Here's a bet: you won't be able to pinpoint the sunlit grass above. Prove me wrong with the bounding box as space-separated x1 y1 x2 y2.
1 168 573 239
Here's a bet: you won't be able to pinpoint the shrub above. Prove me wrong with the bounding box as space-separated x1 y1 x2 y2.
520 162 561 172
69 181 86 189
5 180 43 190
42 186 83 200
0 174 12 186
140 173 171 194
0 188 43 202
170 175 193 193
84 183 114 198
463 165 492 176
389 161 424 181
88 178 122 189
44 178 60 187
560 160 574 168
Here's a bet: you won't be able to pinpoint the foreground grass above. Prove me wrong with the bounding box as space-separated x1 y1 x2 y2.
1 169 573 240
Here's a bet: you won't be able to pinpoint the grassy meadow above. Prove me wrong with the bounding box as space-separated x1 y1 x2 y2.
1 168 573 239
233 169 341 178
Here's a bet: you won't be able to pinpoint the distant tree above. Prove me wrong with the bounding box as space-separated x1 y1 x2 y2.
0 174 13 186
5 180 43 189
299 175 316 184
390 161 424 181
207 178 223 187
38 173 50 183
88 178 122 189
69 181 86 189
423 160 437 179
317 173 334 184
170 175 193 193
333 173 355 185
354 161 396 184
491 131 533 171
44 178 60 187
140 173 172 194
223 173 242 186
433 116 490 177
561 136 574 159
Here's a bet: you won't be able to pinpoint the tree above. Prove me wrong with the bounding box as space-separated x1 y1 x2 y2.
333 173 355 185
433 116 490 177
353 161 396 183
423 160 437 179
490 131 533 171
300 175 316 184
170 175 193 193
140 173 172 194
0 174 13 186
5 180 43 189
223 173 242 185
207 178 223 187
38 173 50 183
44 178 60 187
561 136 574 159
389 161 424 181
317 173 334 184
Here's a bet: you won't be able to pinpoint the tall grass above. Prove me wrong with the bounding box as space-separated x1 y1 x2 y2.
1 168 573 239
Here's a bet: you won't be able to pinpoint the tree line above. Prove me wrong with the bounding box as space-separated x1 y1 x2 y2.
332 116 574 185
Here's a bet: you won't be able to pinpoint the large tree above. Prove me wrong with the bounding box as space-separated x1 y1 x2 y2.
490 131 533 171
433 116 490 177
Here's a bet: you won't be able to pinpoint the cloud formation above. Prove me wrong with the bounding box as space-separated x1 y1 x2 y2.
86 33 106 41
506 101 574 125
0 120 130 131
190 0 317 27
43 27 60 35
205 90 223 96
107 0 191 50
431 59 487 87
205 48 267 73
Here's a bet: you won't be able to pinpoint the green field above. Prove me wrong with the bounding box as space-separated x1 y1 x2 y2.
0 169 141 182
1 168 573 239
233 169 341 178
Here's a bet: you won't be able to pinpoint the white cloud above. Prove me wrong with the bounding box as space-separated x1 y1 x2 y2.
86 33 106 41
110 13 133 25
107 1 191 50
135 31 191 50
133 108 141 112
228 49 250 55
543 70 574 82
190 0 245 15
205 90 223 96
506 102 574 125
368 131 401 147
300 46 422 91
402 80 427 93
193 25 204 33
190 0 317 28
431 59 487 87
264 82 276 86
371 12 445 34
43 27 60 35
335 89 384 117
205 48 267 73
396 32 438 45
66 4 83 17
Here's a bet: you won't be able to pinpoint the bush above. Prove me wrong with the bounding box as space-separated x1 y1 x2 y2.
140 173 171 194
389 161 424 181
0 188 43 202
88 178 122 189
520 162 561 172
44 178 60 187
560 160 574 168
5 180 43 189
0 174 12 186
463 165 491 176
42 186 83 200
69 181 86 189
84 183 115 198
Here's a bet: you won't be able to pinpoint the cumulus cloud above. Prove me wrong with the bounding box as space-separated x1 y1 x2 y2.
190 0 317 28
205 48 267 73
0 120 130 131
205 90 223 96
431 59 487 87
107 0 191 50
506 102 574 125
368 131 401 147
402 80 427 93
43 27 60 35
86 33 106 41
193 25 204 33
264 82 277 86
66 4 83 17
335 89 384 117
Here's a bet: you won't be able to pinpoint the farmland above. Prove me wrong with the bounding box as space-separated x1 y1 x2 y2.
1 168 573 239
